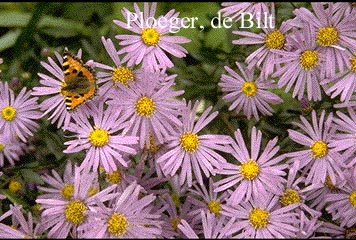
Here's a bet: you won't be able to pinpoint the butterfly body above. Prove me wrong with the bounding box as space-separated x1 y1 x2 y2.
60 50 97 111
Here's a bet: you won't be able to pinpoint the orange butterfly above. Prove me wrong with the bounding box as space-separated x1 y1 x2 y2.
60 50 97 111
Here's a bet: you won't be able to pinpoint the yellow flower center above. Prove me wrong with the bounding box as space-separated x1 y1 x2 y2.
61 184 74 200
64 200 87 225
241 82 257 97
300 50 319 70
107 213 129 237
345 226 356 239
1 106 17 121
170 217 182 232
180 132 199 153
316 26 339 46
207 200 221 215
310 140 328 158
89 128 110 147
249 208 269 229
147 133 161 152
349 191 356 208
141 27 160 46
240 160 259 180
0 143 4 151
280 188 300 206
112 66 134 86
87 185 98 197
171 193 181 208
106 170 121 185
264 30 285 49
325 176 337 191
9 180 21 193
350 54 356 72
135 96 155 117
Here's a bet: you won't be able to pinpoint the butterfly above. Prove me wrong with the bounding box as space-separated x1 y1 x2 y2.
60 50 97 111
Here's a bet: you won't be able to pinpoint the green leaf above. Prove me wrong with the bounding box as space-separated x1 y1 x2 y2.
0 11 31 27
20 169 44 185
38 15 91 37
0 29 22 52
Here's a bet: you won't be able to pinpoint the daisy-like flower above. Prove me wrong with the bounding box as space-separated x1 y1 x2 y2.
157 193 198 238
232 4 293 78
278 168 321 218
213 126 288 206
107 72 184 149
157 100 232 187
219 62 283 121
178 210 238 238
301 174 345 213
32 49 95 129
37 160 83 200
289 2 356 77
287 110 345 185
95 36 137 97
325 166 356 228
328 108 356 168
220 193 299 238
63 102 138 173
219 2 270 22
0 81 41 142
36 166 117 238
320 50 356 103
113 2 191 72
0 133 25 167
0 204 43 238
271 24 325 101
187 178 229 221
78 181 162 238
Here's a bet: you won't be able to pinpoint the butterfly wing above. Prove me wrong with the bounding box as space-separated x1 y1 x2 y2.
61 50 97 111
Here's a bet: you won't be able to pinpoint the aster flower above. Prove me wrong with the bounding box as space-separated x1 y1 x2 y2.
187 178 229 222
63 102 138 173
213 126 288 206
37 160 84 200
178 210 238 238
0 81 41 142
32 49 96 129
320 50 356 103
0 133 25 167
325 166 356 228
219 62 283 121
289 2 356 77
301 174 345 213
0 204 43 238
220 193 299 238
113 2 191 72
219 2 270 22
95 36 137 97
232 4 293 78
157 100 232 187
271 24 325 101
78 181 162 238
287 110 345 185
328 108 356 168
157 193 198 238
36 166 117 238
278 168 321 218
107 71 184 149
